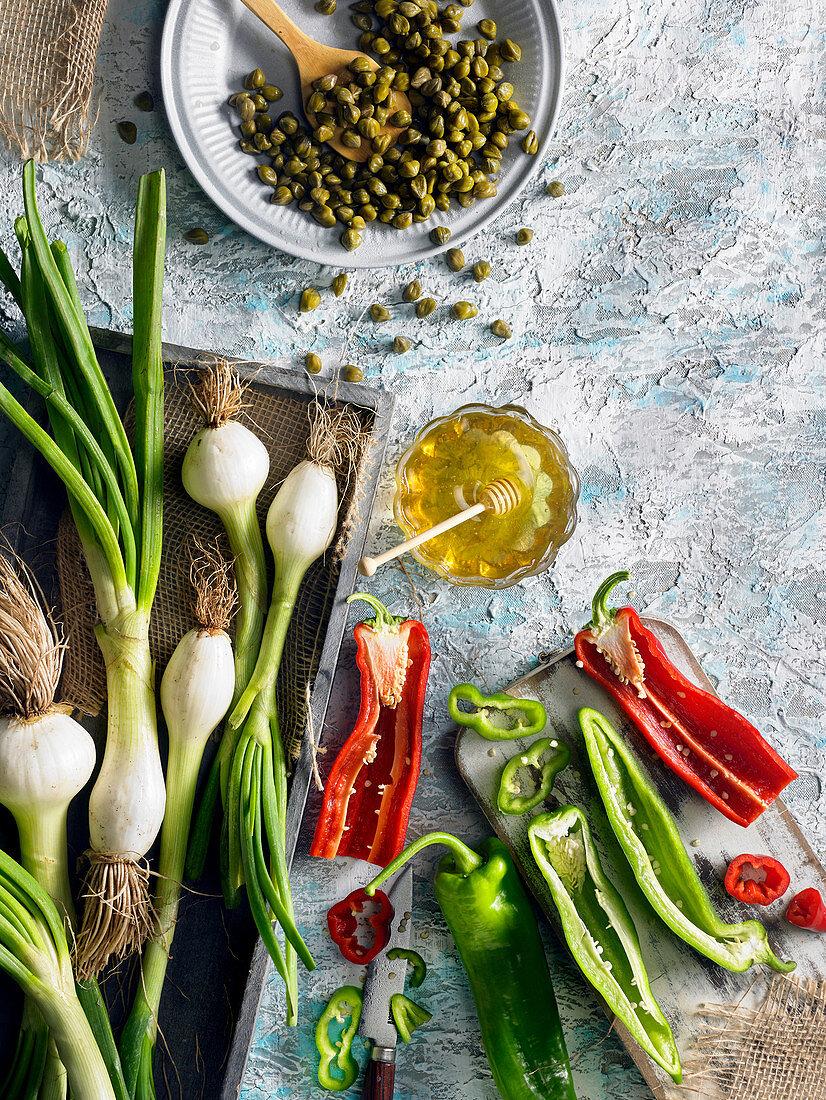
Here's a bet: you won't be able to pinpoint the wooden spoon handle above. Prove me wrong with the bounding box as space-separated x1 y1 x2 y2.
238 0 314 58
357 502 486 577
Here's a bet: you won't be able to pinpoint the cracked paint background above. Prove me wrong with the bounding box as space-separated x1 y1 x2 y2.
0 0 824 1093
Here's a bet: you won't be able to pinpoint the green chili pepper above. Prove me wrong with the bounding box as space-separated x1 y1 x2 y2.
448 683 547 740
390 993 432 1042
528 807 682 1083
578 708 795 973
367 832 576 1100
388 946 427 988
497 737 571 815
315 985 362 1091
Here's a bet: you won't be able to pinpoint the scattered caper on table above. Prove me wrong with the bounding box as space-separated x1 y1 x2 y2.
403 280 421 302
305 352 323 374
446 248 465 272
516 228 534 245
183 227 210 244
370 303 391 322
117 121 137 144
300 287 322 311
315 0 336 12
135 92 154 112
491 319 511 338
416 297 437 318
343 365 363 382
451 301 477 320
472 261 491 282
332 272 348 296
393 336 412 354
547 180 565 197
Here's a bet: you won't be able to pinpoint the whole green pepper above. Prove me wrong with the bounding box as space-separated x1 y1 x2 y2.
578 708 795 973
528 808 682 1083
315 985 362 1091
498 736 571 814
367 832 576 1100
448 683 547 740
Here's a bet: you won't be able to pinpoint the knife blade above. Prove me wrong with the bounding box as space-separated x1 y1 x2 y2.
358 866 413 1097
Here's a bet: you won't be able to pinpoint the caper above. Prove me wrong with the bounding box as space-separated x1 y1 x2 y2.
393 336 412 354
341 229 363 251
546 179 565 198
403 279 421 302
117 120 137 144
500 39 521 62
307 91 327 114
271 186 293 205
477 18 496 38
522 130 539 155
389 109 412 127
516 227 534 245
236 96 256 122
343 365 363 382
305 352 323 374
473 180 497 199
393 211 414 228
316 0 337 11
262 84 284 102
299 288 322 312
472 260 490 282
370 303 391 322
451 300 477 319
445 247 465 271
415 297 437 317
257 165 278 185
332 272 348 296
313 205 338 227
490 319 511 339
244 68 266 90
240 140 258 155
240 119 256 138
429 226 451 245
184 227 210 244
353 12 372 30
135 91 154 112
251 94 268 110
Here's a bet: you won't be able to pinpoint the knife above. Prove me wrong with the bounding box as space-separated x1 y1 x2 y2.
359 866 413 1099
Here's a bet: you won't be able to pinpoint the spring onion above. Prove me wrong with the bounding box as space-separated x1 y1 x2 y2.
0 161 167 978
120 544 236 1097
181 363 269 882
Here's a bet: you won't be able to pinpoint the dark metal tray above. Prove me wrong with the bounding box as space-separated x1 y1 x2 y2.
0 330 394 1099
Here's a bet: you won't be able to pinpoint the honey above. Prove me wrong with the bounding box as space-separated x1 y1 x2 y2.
394 404 579 588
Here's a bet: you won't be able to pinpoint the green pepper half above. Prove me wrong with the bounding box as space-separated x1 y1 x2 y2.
390 993 432 1042
578 707 795 973
448 683 547 740
528 806 682 1083
315 985 362 1091
497 737 571 815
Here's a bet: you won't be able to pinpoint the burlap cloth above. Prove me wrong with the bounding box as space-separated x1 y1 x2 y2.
679 973 826 1100
56 364 373 761
0 0 106 160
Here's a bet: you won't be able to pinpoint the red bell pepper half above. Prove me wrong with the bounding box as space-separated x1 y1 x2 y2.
311 593 431 866
574 572 797 828
786 888 826 932
327 887 394 964
724 854 790 905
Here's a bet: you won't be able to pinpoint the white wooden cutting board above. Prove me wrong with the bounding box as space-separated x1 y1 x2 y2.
455 618 826 1099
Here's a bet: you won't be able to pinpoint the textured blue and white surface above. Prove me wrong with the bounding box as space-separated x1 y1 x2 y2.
0 0 824 1094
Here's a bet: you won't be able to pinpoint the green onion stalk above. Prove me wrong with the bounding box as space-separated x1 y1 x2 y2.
0 847 119 1100
119 544 237 1098
0 161 167 981
179 362 269 886
222 403 363 1022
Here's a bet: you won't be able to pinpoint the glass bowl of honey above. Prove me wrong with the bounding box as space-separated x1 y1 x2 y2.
393 403 579 588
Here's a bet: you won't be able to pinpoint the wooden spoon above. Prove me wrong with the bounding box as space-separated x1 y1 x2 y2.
238 0 412 162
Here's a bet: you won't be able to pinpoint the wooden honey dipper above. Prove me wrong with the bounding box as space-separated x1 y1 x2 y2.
357 477 522 578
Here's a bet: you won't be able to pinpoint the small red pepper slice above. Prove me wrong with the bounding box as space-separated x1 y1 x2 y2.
724 854 790 906
786 887 826 932
574 571 797 828
327 887 394 964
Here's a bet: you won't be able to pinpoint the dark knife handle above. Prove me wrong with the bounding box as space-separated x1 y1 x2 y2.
361 1047 396 1099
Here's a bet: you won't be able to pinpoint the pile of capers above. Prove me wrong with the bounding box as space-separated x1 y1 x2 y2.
229 0 534 251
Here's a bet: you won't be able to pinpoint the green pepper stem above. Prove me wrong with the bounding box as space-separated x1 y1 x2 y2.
588 570 630 630
346 591 404 632
365 832 481 895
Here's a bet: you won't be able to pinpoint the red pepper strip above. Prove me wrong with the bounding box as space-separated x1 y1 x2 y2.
786 888 826 932
574 572 797 828
724 854 790 905
311 593 431 867
327 887 394 964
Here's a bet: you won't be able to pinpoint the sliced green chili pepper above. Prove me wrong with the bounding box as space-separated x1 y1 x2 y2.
497 737 571 815
578 708 795 973
388 947 427 988
448 683 547 740
390 992 432 1042
315 985 362 1092
528 807 682 1083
